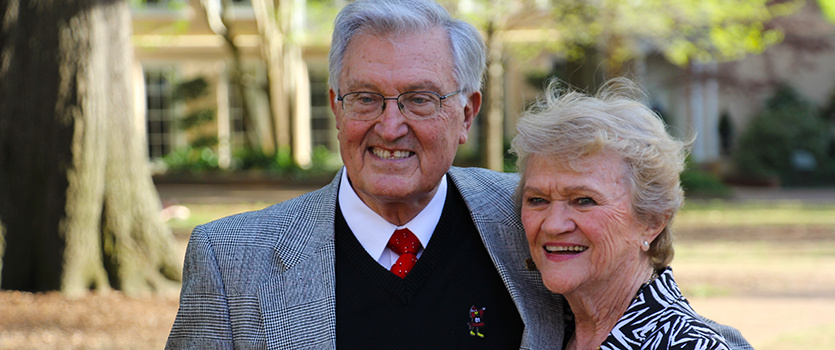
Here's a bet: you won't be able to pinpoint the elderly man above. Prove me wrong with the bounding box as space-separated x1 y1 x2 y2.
167 0 751 349
168 0 562 348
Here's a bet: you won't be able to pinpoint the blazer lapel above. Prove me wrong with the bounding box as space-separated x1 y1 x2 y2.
260 170 341 349
449 167 565 349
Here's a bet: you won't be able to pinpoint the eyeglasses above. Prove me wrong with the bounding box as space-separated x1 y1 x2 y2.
337 90 461 121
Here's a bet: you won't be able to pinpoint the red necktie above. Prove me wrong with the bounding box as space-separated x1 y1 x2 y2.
387 228 422 278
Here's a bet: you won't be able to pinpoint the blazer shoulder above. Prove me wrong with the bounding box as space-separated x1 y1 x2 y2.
448 167 519 196
448 167 521 226
192 181 339 254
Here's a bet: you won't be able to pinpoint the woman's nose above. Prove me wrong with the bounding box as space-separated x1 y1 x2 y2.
542 203 576 234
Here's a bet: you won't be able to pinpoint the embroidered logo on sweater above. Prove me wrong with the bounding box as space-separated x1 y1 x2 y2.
467 305 486 338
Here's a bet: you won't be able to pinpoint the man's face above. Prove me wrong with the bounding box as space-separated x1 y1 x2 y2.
330 28 479 212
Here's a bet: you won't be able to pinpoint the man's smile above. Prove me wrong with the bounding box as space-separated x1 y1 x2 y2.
371 147 415 160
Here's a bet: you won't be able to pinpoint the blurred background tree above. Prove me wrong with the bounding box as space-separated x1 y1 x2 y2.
200 0 313 166
444 0 802 170
735 84 833 185
0 0 181 296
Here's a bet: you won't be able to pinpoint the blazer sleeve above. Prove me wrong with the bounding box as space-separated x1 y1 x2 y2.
702 317 754 350
166 225 234 350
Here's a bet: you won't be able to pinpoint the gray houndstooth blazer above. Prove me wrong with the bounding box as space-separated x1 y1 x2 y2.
166 167 566 349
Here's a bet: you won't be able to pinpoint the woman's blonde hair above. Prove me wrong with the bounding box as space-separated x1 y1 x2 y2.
510 78 690 269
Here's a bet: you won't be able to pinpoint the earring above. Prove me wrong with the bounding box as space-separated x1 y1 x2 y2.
642 240 650 252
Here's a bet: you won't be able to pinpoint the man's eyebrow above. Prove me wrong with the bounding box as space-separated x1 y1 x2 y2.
403 81 443 92
342 80 445 93
342 81 378 92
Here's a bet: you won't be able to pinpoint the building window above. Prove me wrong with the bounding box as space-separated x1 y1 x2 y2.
310 70 336 151
144 66 177 159
227 84 248 150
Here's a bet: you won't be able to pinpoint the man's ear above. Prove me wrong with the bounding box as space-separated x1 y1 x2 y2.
459 91 481 144
330 89 341 130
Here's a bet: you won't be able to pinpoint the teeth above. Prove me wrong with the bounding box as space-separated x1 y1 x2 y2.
372 148 413 159
545 246 587 253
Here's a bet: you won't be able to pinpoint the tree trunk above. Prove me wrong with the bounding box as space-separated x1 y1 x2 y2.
0 0 181 297
253 0 312 166
252 0 287 157
218 0 262 153
483 23 505 171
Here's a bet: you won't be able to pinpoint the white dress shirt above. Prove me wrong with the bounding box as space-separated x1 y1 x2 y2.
338 168 447 269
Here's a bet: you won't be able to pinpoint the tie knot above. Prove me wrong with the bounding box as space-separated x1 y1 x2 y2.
387 228 421 255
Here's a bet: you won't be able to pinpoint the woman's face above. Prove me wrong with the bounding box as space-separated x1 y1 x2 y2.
520 151 655 296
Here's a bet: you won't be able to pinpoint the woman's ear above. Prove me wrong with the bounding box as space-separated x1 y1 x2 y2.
644 213 670 244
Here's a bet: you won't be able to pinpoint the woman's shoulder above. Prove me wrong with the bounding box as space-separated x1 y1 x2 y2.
602 268 731 350
642 269 731 349
644 307 730 349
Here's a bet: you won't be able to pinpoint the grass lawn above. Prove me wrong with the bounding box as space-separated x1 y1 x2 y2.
672 200 835 349
167 202 273 234
677 200 835 227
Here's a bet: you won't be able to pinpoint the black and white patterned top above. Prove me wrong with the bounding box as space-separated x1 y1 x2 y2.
597 267 730 350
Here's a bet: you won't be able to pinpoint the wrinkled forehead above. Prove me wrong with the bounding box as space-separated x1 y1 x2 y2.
340 28 456 91
349 25 451 58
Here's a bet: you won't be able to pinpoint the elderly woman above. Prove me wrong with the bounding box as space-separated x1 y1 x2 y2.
511 79 731 350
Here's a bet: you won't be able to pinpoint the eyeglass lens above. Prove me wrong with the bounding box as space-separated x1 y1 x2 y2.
343 91 443 120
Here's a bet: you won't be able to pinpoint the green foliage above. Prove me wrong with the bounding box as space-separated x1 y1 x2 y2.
305 0 342 44
130 0 186 11
162 146 342 180
308 145 345 176
452 0 802 73
680 158 732 198
819 0 835 23
660 0 795 66
162 146 220 171
169 76 220 157
232 148 287 171
178 109 215 130
171 77 209 102
735 84 833 185
502 138 518 173
718 111 734 155
821 78 835 123
190 135 218 149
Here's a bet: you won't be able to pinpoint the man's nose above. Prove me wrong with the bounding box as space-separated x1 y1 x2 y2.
375 100 409 140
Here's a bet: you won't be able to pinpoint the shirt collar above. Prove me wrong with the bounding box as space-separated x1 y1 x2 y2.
338 168 447 261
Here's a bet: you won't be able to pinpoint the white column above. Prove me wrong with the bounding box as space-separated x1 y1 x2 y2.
703 62 720 161
293 57 312 168
690 64 705 161
690 62 720 162
216 62 232 169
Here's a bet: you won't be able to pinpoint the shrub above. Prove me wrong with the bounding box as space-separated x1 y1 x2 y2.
162 146 220 172
735 84 832 185
681 157 731 198
162 145 342 181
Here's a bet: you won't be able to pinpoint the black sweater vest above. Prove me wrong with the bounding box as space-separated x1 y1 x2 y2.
335 182 524 349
